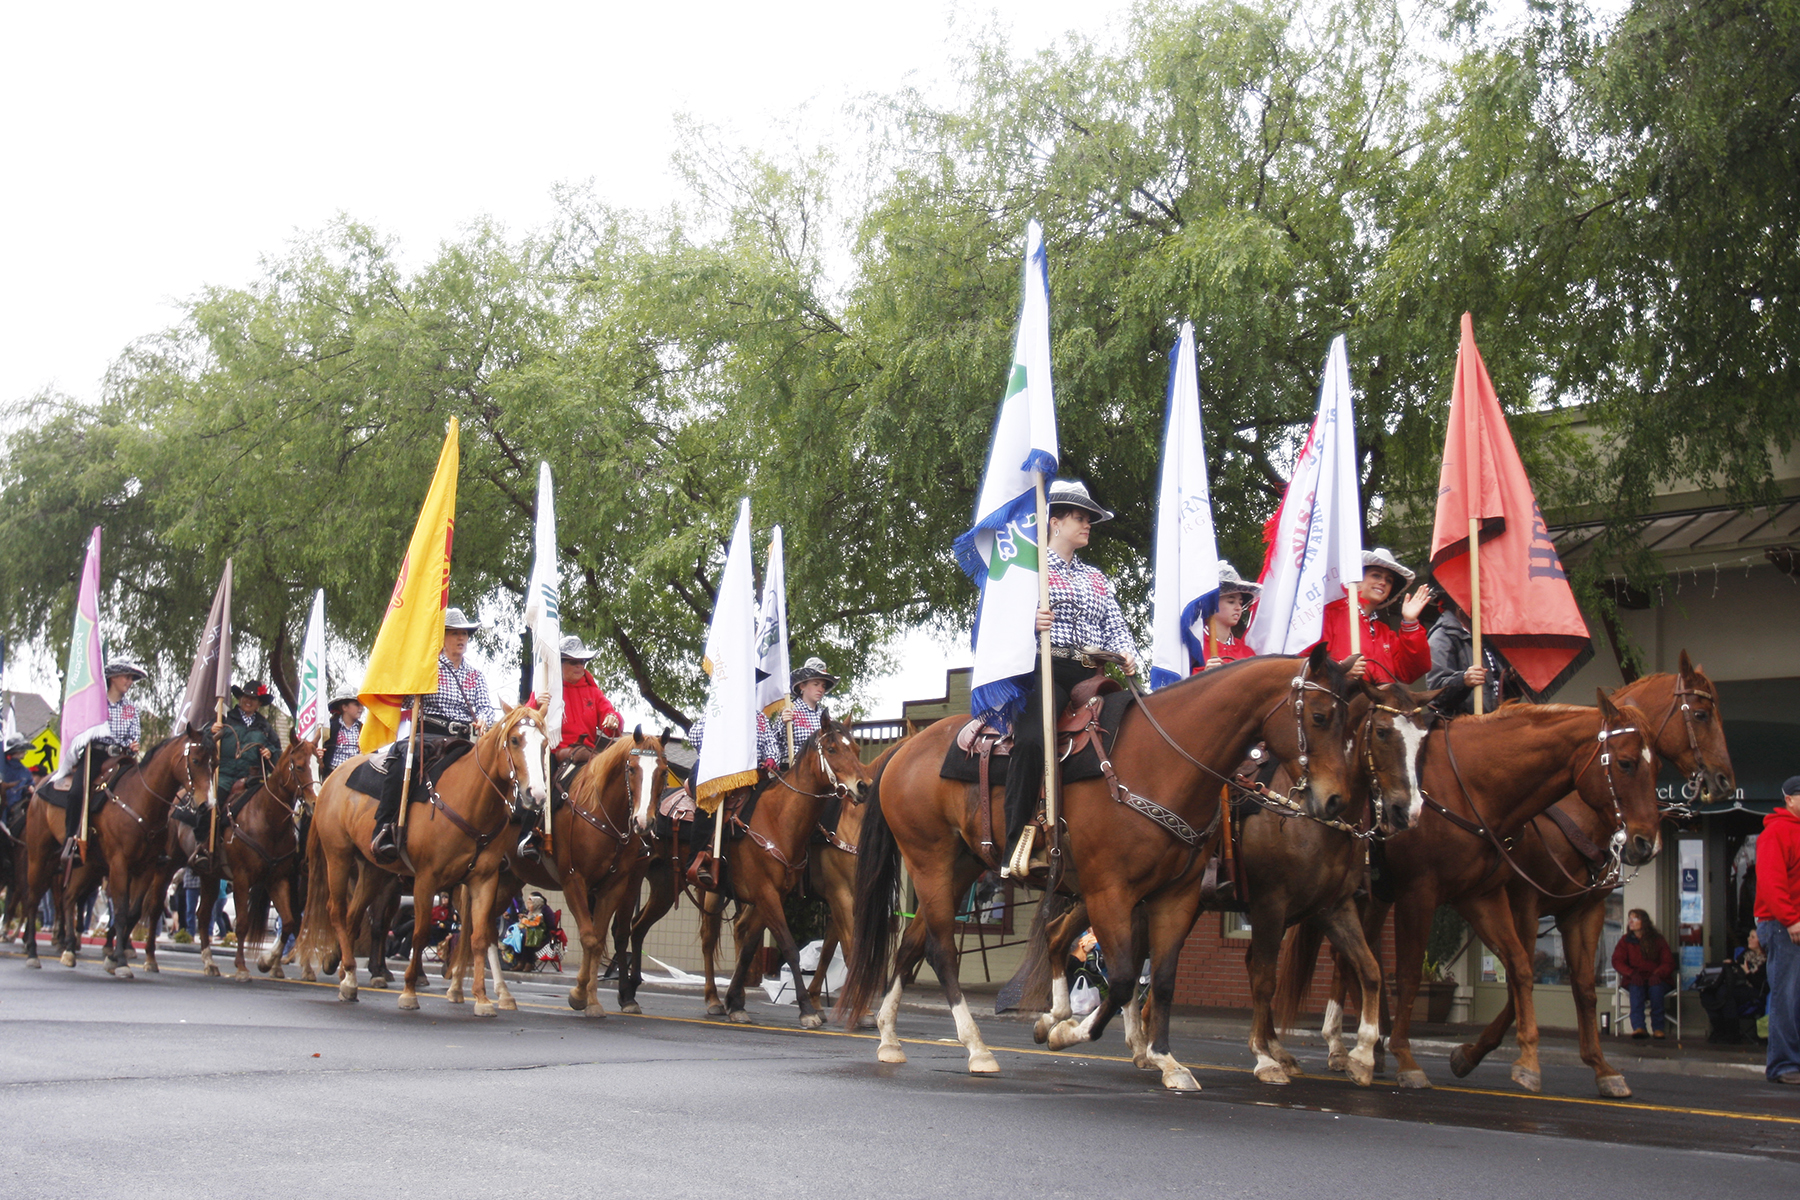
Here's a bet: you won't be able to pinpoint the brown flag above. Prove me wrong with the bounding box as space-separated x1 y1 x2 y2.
174 560 233 736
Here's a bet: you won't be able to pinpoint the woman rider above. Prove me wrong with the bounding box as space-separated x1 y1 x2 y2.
213 681 280 802
1001 480 1139 862
777 657 837 767
1319 547 1432 685
1196 562 1261 672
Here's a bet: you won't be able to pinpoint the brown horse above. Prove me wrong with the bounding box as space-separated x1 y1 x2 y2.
838 648 1356 1088
298 705 548 1015
18 733 215 975
1315 691 1663 1093
804 740 907 1009
1438 652 1735 1097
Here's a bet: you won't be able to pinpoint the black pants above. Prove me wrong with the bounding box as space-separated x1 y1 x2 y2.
1002 655 1091 848
375 739 440 827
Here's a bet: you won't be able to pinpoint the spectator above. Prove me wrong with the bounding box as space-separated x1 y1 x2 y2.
1755 776 1800 1085
182 869 203 937
1612 908 1677 1039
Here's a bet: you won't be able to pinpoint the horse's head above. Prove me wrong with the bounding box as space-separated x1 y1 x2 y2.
491 706 550 815
178 726 218 806
1355 681 1433 834
1576 691 1663 867
626 725 667 836
270 736 318 799
800 713 874 804
1664 650 1735 806
1261 644 1356 821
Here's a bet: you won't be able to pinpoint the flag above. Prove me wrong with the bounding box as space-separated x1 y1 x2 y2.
694 498 758 812
294 588 327 747
523 461 562 743
1430 313 1592 698
952 218 1059 726
173 561 234 737
360 420 460 751
1248 335 1365 655
54 527 108 777
754 527 790 719
1149 320 1221 688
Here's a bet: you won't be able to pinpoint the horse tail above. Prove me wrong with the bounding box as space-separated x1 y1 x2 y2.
836 753 900 1029
295 808 332 970
243 883 271 955
1273 922 1326 1037
1005 889 1081 1015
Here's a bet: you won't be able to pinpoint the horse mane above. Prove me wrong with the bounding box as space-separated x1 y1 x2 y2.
109 728 212 790
1149 651 1340 697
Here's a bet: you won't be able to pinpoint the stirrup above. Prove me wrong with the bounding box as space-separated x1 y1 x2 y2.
370 824 400 865
171 802 201 829
187 847 215 875
516 831 542 864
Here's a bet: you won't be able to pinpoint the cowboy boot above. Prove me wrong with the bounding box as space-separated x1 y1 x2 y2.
370 823 400 865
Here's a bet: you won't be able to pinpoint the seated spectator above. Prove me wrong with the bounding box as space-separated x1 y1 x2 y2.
1613 908 1678 1039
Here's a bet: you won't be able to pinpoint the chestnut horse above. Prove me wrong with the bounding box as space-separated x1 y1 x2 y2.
1309 691 1663 1093
1439 652 1734 1097
803 739 908 1009
299 705 548 1015
18 732 215 974
838 648 1356 1088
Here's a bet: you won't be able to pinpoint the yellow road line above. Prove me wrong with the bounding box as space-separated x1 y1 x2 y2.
10 949 1796 1126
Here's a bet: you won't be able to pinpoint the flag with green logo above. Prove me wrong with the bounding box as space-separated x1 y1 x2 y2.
953 219 1059 727
54 527 109 778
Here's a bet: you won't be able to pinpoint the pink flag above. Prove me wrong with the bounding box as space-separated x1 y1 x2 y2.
58 527 109 765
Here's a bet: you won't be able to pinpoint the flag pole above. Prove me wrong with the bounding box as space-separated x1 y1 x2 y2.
1035 472 1059 871
76 744 92 860
1468 517 1484 715
397 698 421 830
1347 582 1362 658
207 696 225 855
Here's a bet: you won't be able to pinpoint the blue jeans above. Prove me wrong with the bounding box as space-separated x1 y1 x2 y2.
1627 982 1669 1033
1758 920 1799 1082
182 888 200 935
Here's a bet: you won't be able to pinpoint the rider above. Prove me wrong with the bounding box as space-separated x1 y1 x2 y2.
99 660 147 759
1425 590 1519 713
522 634 624 858
324 686 365 774
1318 548 1432 686
1001 480 1139 863
776 657 837 766
369 607 503 864
213 682 279 802
2 734 33 832
1196 562 1261 672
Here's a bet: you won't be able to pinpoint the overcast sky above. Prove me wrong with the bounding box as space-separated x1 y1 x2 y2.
0 0 1150 720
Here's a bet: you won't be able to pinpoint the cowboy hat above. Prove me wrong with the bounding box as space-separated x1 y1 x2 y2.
1217 561 1262 598
327 685 362 714
1046 479 1115 523
231 681 274 704
3 733 30 755
559 634 598 662
443 607 484 632
790 657 839 694
103 660 147 682
1361 547 1416 585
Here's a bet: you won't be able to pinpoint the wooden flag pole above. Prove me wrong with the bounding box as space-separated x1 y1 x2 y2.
397 698 422 829
207 696 225 855
1468 517 1485 715
76 743 92 860
784 703 796 765
1034 472 1059 873
1347 581 1363 658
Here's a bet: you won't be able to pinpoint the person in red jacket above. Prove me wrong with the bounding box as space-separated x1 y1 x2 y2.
1611 908 1678 1039
534 635 623 752
1196 562 1261 672
1755 775 1800 1084
1318 547 1432 685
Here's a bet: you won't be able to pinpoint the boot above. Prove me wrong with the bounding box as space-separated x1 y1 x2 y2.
187 844 215 875
370 823 400 865
515 826 543 864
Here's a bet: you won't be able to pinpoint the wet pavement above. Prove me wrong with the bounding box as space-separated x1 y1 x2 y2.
3 943 1797 1197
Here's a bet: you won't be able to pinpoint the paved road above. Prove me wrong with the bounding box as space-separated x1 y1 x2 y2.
4 948 1797 1198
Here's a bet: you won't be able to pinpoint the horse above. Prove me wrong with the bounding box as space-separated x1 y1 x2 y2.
838 647 1357 1089
804 739 907 1010
1436 652 1735 1097
17 732 215 974
297 705 548 1016
1311 690 1663 1093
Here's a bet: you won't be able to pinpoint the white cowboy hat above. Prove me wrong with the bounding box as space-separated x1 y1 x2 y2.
443 607 484 632
327 686 362 714
559 634 598 662
1361 547 1416 585
103 659 148 682
1217 561 1262 598
1046 479 1115 523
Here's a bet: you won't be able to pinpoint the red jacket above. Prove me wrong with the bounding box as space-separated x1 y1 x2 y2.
1318 598 1431 685
1192 636 1257 672
531 672 621 751
1611 931 1676 989
1755 806 1800 927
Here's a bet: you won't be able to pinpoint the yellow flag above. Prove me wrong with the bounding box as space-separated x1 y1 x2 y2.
360 420 459 751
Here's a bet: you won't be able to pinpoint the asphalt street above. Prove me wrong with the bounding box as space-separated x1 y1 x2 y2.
4 946 1797 1199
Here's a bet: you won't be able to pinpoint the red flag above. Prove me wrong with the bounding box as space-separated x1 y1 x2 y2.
1430 313 1592 699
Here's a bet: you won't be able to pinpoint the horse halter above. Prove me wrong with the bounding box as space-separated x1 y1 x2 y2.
769 731 856 804
1358 700 1428 836
1650 678 1719 816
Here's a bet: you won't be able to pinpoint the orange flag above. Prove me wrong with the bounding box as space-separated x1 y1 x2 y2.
360 420 459 750
1430 314 1591 699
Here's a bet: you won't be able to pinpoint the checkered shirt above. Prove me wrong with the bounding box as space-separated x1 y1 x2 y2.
327 719 363 771
780 699 824 765
1045 548 1138 662
421 656 502 727
103 698 141 748
687 711 781 770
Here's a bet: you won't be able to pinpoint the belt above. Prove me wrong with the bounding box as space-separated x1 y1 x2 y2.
422 717 472 739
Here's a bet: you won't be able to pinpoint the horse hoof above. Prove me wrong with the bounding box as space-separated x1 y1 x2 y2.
877 1044 908 1065
585 1005 606 1019
1597 1074 1632 1099
234 970 250 983
268 965 284 980
1325 1051 1349 1073
204 965 221 977
1045 1021 1085 1052
1510 1066 1542 1094
397 993 420 1011
1032 1014 1054 1045
619 1002 642 1015
369 977 388 991
857 1015 877 1031
1162 1068 1201 1092
968 1049 1000 1074
498 996 518 1012
1347 1058 1375 1088
800 1013 824 1030
1275 1051 1302 1075
1396 1069 1432 1089
115 965 134 980
447 990 465 1005
1133 1052 1153 1070
145 961 160 974
474 1001 498 1018
1449 1045 1478 1078
568 990 586 1012
338 982 358 1002
103 960 118 976
26 958 41 969
727 1010 753 1025
60 951 76 968
1254 1064 1291 1085
300 969 317 983
706 1002 726 1017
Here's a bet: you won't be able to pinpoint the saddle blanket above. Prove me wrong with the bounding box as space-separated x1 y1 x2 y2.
939 690 1134 787
344 740 475 802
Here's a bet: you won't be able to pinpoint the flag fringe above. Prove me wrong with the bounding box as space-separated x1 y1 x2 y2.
971 674 1032 732
695 769 758 811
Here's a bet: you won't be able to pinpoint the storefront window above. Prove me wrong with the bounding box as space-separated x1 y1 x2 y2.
1532 892 1625 986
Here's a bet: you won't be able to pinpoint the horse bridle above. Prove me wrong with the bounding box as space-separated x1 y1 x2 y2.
767 731 856 805
105 735 209 832
570 748 663 846
1649 677 1719 816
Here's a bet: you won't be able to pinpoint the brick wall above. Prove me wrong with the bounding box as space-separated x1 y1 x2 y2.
1170 911 1398 1015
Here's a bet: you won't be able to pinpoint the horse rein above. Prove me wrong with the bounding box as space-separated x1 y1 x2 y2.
766 732 856 804
1648 678 1719 816
104 735 209 832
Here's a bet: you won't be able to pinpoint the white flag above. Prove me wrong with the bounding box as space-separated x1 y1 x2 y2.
524 461 563 743
695 498 758 811
1149 321 1220 689
1247 334 1365 655
754 527 790 718
953 219 1059 726
294 589 327 751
